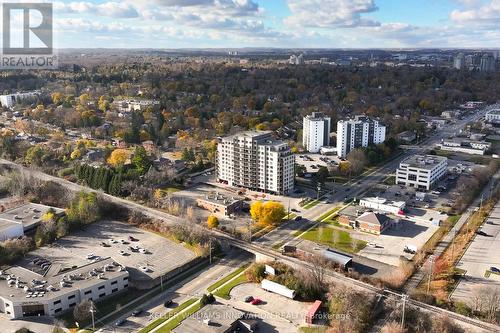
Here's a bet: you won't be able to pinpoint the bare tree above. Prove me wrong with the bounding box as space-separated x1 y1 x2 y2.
347 149 367 176
469 285 500 323
73 300 92 322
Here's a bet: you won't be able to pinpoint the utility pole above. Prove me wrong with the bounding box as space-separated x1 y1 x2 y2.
287 198 290 220
401 294 408 330
317 183 321 200
209 238 212 264
427 255 436 294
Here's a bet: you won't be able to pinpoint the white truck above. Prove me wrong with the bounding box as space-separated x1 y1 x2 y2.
261 279 296 299
404 244 418 254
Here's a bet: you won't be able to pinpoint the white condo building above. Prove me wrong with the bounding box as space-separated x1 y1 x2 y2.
0 91 39 109
396 155 447 191
336 116 386 158
217 131 294 195
302 112 331 153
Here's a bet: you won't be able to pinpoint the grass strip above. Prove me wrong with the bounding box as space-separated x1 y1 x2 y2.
207 263 249 293
137 298 198 333
213 274 249 299
317 206 342 222
303 200 320 209
155 301 204 333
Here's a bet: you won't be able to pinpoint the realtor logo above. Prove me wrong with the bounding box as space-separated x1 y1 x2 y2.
1 2 57 69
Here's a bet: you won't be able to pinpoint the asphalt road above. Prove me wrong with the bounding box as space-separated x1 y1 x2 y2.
98 250 251 333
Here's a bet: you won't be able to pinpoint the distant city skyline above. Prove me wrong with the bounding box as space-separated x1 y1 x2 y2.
30 0 500 49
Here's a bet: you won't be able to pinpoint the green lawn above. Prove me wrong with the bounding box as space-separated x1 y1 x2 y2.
303 199 320 209
283 213 297 220
163 187 182 194
300 224 366 253
207 263 249 293
137 298 199 333
156 301 203 333
317 206 342 222
213 274 249 299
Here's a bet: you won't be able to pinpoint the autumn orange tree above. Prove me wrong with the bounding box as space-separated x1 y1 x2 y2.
107 149 129 167
250 201 286 226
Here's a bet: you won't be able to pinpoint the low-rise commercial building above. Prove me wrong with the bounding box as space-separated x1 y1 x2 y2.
439 139 491 155
0 203 65 240
172 304 254 333
0 258 128 319
196 193 245 216
114 99 159 113
486 109 500 124
396 131 417 143
359 197 405 215
356 212 393 235
396 155 447 190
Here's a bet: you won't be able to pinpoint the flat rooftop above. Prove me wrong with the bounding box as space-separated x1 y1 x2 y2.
221 131 271 140
198 192 243 206
3 220 196 287
360 197 406 207
400 155 447 170
0 203 65 231
0 257 127 302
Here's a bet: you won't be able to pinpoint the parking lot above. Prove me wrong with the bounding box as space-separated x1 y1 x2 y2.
355 219 439 266
452 203 500 303
295 153 341 173
229 282 311 330
21 220 196 282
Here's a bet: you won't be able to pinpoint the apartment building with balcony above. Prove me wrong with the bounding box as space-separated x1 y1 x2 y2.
216 131 294 195
336 116 386 158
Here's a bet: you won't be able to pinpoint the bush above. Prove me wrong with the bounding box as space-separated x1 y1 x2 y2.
453 301 472 316
410 291 436 305
66 191 101 226
15 329 33 333
207 215 219 229
200 293 215 306
246 263 266 282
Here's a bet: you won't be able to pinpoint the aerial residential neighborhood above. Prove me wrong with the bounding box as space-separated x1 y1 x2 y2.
0 2 500 333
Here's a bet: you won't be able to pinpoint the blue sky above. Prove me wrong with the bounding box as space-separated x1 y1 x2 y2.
43 0 500 48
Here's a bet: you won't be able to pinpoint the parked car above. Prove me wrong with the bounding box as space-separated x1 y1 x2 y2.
476 230 488 236
164 299 173 307
132 309 143 316
490 267 500 273
250 298 262 305
115 318 126 326
128 236 139 242
294 216 302 221
244 296 254 303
